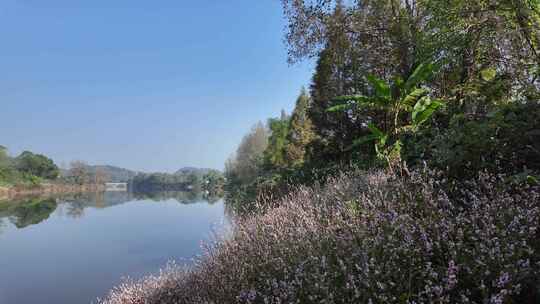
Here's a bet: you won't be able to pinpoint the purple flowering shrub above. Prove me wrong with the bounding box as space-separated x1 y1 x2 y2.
99 170 540 304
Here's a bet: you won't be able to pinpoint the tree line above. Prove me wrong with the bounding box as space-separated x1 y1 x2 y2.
0 146 122 188
225 0 540 212
0 146 60 187
130 169 225 195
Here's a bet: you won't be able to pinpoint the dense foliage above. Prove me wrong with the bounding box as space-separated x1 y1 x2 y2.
0 146 60 187
223 0 540 211
15 151 60 179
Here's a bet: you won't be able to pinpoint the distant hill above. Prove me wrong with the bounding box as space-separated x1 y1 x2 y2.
86 165 138 183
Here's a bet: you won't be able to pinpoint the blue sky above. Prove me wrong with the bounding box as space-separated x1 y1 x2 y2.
0 0 313 172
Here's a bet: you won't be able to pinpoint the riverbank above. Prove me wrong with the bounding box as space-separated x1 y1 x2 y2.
99 170 540 304
0 183 106 200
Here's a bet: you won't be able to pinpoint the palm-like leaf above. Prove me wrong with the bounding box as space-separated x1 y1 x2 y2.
412 98 443 127
404 62 434 92
346 133 380 150
366 75 391 100
393 75 405 91
402 88 429 110
326 61 442 171
328 95 385 113
327 103 354 112
367 122 384 138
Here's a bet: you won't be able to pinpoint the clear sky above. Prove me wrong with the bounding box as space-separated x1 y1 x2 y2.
0 0 313 172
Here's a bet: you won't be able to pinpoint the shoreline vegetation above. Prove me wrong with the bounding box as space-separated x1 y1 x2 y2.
0 147 115 201
0 145 225 202
100 1 540 303
0 183 106 201
0 147 109 201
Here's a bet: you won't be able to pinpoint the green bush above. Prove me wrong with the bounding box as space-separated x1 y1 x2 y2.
404 102 540 179
15 151 59 180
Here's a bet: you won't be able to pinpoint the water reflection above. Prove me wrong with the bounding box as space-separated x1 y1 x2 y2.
0 191 226 304
132 190 222 204
0 190 224 231
0 197 57 229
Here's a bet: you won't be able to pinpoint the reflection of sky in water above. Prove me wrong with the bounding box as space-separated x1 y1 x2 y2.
0 192 227 304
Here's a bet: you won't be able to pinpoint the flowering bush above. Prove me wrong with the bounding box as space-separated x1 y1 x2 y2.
99 170 540 304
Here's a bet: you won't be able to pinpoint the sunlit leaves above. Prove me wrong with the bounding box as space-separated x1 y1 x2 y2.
367 122 385 138
481 68 497 81
326 62 443 170
412 98 443 127
402 88 429 109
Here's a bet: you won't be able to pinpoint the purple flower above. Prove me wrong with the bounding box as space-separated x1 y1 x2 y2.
446 260 458 290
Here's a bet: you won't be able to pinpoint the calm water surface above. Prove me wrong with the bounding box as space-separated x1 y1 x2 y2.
0 191 228 304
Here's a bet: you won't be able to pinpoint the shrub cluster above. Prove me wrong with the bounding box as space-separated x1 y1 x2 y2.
99 170 540 304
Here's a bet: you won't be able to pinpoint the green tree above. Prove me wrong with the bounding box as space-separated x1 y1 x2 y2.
282 0 540 169
264 110 290 170
282 0 540 104
421 0 540 98
329 63 443 171
16 151 60 179
225 122 268 185
308 44 370 165
202 170 225 195
284 88 316 167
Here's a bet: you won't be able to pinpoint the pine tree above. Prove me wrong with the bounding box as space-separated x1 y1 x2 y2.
284 88 316 167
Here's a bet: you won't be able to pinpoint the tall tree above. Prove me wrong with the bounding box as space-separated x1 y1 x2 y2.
264 110 290 170
225 122 269 185
285 88 316 167
282 0 540 100
308 43 374 165
282 0 540 166
420 0 540 106
284 1 420 165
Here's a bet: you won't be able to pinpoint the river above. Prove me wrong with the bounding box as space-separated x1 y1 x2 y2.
0 191 228 304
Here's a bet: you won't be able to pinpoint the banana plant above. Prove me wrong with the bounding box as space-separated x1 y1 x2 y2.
328 62 443 170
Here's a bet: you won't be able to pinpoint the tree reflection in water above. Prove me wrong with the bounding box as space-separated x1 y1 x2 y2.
0 190 224 230
0 197 58 228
